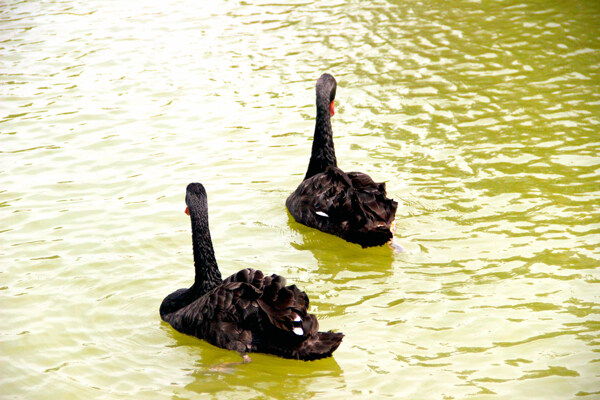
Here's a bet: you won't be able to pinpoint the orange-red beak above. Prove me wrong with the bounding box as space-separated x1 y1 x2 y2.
330 100 335 116
185 206 190 215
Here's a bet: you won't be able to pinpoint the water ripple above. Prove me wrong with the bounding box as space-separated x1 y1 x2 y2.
1 0 599 399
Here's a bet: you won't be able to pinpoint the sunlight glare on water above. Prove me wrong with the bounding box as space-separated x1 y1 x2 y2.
1 0 599 399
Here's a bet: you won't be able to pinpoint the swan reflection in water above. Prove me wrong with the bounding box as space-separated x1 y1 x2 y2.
179 335 346 398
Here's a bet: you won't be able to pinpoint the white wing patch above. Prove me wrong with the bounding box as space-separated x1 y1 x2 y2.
294 315 302 322
293 327 304 335
315 211 329 218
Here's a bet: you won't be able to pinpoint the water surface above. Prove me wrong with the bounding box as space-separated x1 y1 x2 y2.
1 0 599 399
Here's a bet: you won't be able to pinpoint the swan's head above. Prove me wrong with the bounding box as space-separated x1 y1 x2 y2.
185 182 208 217
316 73 337 116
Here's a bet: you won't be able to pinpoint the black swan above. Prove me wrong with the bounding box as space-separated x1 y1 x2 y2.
160 183 344 361
286 73 398 248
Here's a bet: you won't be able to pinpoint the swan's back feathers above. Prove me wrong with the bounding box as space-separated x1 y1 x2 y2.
287 166 398 247
162 268 343 360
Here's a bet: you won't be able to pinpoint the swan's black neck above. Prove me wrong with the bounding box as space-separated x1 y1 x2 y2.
304 74 338 181
160 183 223 320
159 221 221 318
189 201 222 295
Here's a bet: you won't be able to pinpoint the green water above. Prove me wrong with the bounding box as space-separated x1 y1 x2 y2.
1 0 599 399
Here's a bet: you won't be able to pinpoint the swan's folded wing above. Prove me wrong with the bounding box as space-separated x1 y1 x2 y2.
224 268 312 336
257 282 314 335
163 280 261 351
287 166 398 247
165 268 342 359
323 168 396 227
347 171 397 223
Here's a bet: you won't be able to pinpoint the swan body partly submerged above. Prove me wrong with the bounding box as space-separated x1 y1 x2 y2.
287 74 398 248
160 183 343 361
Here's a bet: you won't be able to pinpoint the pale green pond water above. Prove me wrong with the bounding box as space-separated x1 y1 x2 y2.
1 0 600 399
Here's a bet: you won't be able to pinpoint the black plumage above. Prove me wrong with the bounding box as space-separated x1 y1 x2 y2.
160 183 343 361
286 73 398 248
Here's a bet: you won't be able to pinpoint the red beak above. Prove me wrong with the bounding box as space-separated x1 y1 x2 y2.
185 206 190 215
330 101 335 116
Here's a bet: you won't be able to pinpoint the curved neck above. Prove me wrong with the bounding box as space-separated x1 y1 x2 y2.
304 98 337 180
190 211 222 295
160 287 195 319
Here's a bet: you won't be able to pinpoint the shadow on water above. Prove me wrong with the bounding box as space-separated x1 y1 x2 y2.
161 324 345 399
286 213 396 280
186 354 344 399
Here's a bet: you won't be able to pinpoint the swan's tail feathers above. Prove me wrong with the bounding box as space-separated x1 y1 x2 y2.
257 279 311 332
267 309 344 361
251 272 343 360
295 331 345 361
324 168 398 247
347 222 395 248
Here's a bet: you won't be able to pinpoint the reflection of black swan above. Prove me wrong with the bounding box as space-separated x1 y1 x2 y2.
160 183 344 361
286 73 398 248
